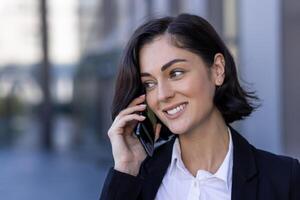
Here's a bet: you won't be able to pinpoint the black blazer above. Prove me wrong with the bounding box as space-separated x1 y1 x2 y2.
100 127 300 200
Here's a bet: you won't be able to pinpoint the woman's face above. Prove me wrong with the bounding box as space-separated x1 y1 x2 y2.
139 35 223 135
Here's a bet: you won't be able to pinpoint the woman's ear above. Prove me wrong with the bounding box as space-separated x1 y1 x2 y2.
212 53 225 86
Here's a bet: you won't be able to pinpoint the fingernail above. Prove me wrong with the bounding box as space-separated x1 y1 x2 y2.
140 94 146 97
140 104 146 107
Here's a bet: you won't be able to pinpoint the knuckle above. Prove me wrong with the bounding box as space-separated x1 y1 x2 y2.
118 110 125 116
114 115 119 120
107 129 113 137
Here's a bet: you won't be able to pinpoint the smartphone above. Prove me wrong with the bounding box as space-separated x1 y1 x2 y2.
134 107 157 157
134 108 173 156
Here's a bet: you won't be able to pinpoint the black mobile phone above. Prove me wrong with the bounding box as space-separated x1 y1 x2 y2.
134 107 157 157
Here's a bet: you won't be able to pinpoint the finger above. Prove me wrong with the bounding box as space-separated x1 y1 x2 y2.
128 94 146 107
117 114 145 129
118 104 146 117
109 114 146 138
154 123 162 142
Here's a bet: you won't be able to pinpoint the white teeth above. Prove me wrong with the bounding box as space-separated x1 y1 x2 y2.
166 104 185 115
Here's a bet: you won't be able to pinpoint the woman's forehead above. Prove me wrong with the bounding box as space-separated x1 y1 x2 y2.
140 37 188 65
139 38 205 72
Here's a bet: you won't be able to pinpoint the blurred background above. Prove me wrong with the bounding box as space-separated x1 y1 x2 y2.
0 0 299 199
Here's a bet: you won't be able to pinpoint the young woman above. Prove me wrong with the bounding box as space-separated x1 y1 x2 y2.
100 14 300 200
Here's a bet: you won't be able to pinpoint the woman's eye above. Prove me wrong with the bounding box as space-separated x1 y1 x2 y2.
143 81 156 90
170 70 184 79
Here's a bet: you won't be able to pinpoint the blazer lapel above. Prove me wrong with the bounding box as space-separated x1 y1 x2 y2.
230 127 258 200
140 137 175 200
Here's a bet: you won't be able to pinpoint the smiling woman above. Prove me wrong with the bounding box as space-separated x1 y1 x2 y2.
100 14 300 200
139 37 223 136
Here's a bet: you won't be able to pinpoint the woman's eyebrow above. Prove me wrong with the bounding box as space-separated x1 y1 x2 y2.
140 58 187 77
161 59 187 71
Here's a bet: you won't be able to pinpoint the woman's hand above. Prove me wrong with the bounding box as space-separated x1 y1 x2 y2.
107 94 161 176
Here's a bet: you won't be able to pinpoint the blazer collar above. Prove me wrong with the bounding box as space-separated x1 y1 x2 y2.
139 136 176 200
140 127 259 200
230 126 258 200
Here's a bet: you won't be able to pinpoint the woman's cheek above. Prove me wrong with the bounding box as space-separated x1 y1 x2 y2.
146 93 157 111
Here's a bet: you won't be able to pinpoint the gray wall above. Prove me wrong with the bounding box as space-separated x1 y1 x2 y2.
282 0 300 159
239 0 283 154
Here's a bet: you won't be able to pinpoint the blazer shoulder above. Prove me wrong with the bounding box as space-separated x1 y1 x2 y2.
253 147 299 170
253 147 300 198
254 147 298 178
230 126 298 173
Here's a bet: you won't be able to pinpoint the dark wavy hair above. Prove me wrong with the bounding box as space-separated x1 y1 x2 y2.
111 13 258 124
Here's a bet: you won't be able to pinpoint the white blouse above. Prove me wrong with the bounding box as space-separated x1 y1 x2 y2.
155 128 233 200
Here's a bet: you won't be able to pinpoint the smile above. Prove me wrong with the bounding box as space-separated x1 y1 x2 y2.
163 103 187 119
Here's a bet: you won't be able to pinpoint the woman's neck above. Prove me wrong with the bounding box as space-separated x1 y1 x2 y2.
178 109 229 176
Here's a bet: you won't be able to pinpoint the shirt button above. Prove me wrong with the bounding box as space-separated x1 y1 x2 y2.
193 181 197 187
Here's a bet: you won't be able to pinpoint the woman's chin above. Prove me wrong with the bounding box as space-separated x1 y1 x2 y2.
167 125 187 135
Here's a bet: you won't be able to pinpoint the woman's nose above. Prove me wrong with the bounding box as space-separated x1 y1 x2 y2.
157 82 175 102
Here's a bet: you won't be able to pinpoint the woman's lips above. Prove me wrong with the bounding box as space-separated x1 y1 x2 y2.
163 103 187 119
